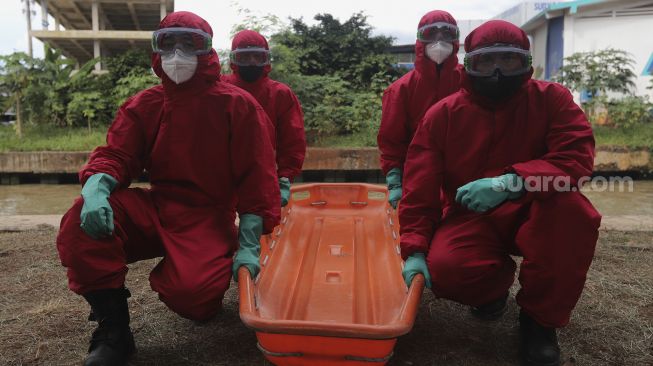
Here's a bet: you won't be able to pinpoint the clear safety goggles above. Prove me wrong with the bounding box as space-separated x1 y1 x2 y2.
152 27 213 55
229 47 271 67
464 45 532 77
417 22 459 43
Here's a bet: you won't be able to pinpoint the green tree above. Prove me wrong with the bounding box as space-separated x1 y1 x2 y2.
229 2 287 38
271 12 400 88
26 46 77 127
104 49 151 82
112 72 159 108
0 52 44 137
553 48 636 97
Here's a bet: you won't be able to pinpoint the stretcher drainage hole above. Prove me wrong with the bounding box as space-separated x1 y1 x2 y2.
326 271 342 283
329 245 343 256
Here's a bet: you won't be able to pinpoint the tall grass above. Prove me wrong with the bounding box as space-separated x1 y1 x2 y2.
0 122 651 151
0 124 106 152
593 123 653 149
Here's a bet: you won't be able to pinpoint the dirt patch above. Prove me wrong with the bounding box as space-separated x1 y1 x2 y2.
0 229 651 365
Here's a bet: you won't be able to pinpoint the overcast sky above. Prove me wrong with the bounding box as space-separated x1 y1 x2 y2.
1 0 530 58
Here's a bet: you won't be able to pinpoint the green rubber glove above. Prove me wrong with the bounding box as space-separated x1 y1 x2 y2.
402 253 432 289
386 167 402 209
455 173 524 213
80 173 118 239
279 177 291 207
233 214 263 281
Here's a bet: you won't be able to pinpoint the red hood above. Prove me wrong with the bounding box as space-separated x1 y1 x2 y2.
464 19 530 52
229 29 272 85
414 10 460 78
151 11 220 93
461 20 534 107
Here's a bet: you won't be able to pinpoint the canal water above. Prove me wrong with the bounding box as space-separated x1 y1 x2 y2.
1 181 652 217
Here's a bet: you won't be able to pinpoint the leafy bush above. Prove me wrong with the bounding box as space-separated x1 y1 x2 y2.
281 70 390 143
605 96 653 129
552 48 636 97
104 49 151 82
112 71 159 108
271 12 399 89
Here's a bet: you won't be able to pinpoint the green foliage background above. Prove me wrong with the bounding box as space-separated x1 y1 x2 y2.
2 9 650 151
552 48 652 130
0 47 158 133
0 11 406 146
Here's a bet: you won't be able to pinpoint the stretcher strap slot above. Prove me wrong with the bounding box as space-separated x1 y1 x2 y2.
325 271 343 283
257 343 303 357
351 201 368 206
311 201 327 206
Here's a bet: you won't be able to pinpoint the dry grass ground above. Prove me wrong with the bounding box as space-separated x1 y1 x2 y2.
0 228 651 366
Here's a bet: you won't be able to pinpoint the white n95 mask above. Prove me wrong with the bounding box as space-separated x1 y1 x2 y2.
425 41 453 65
161 49 198 84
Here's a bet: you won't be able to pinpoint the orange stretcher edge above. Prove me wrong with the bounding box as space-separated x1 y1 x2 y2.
237 183 425 340
239 267 424 339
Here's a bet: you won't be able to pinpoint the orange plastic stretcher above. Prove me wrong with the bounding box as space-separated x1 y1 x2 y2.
238 183 425 366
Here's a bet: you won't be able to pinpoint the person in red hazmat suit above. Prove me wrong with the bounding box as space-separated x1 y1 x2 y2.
56 11 280 366
377 10 463 208
398 20 601 366
222 30 306 206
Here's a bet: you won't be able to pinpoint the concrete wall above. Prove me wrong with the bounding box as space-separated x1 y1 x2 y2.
531 22 548 79
573 14 653 97
528 11 653 97
1 147 651 176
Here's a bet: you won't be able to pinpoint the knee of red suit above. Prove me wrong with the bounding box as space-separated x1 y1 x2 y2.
156 280 230 321
427 251 516 306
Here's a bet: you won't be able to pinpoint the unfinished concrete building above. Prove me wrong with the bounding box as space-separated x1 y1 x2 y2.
31 0 174 70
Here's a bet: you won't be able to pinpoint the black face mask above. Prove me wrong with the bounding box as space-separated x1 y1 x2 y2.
239 65 264 83
470 69 525 102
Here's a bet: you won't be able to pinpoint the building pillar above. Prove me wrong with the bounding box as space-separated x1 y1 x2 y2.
25 0 33 57
160 0 167 20
41 0 49 29
41 0 49 54
92 0 101 71
563 14 575 58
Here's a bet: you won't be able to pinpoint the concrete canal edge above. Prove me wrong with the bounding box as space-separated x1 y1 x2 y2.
0 146 651 177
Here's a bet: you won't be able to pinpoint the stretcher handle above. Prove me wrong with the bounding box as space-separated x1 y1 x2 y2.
238 266 260 318
409 273 425 291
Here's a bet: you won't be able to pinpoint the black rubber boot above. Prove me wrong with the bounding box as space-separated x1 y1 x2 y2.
519 310 561 366
470 292 509 320
82 287 135 366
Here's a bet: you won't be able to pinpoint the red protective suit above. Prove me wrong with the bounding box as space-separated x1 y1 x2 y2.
398 20 601 328
56 12 280 321
377 10 464 174
222 30 306 180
